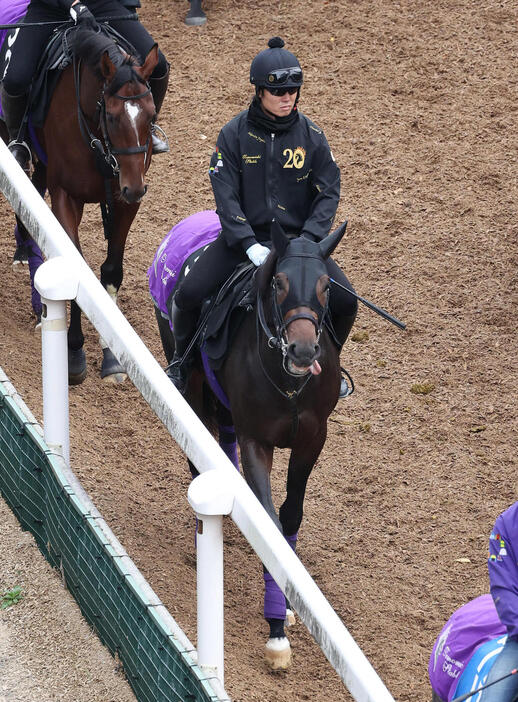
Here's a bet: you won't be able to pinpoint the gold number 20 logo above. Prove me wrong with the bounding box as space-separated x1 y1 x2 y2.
283 147 306 169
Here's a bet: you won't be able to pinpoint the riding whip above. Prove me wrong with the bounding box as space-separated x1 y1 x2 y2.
0 15 138 29
450 668 518 702
329 278 406 330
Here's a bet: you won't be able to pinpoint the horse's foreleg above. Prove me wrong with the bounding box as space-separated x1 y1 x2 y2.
278 428 328 631
240 439 291 669
98 201 139 383
51 187 86 385
240 439 278 528
279 428 327 537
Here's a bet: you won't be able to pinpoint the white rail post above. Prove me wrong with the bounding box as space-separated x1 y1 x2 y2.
187 470 235 687
34 256 80 467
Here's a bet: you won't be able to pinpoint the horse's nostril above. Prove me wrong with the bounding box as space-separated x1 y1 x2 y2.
121 186 146 204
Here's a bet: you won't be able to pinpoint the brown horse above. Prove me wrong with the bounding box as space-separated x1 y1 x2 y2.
154 219 349 669
3 25 158 382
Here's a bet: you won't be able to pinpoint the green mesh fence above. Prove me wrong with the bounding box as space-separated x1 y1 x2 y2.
0 372 226 702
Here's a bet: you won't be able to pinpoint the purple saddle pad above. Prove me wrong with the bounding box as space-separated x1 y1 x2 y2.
148 209 221 327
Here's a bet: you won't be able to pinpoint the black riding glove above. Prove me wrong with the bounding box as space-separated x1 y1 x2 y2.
69 2 98 29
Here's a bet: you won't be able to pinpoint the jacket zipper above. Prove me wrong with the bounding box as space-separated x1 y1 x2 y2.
266 132 275 218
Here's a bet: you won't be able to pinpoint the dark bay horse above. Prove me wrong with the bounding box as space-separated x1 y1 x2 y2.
153 219 349 669
2 25 158 382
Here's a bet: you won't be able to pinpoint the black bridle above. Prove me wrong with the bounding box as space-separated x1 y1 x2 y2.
73 54 152 239
74 55 151 179
98 83 152 160
256 255 330 405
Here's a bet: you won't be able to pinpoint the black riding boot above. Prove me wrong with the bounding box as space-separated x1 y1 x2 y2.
166 299 198 394
149 67 170 154
185 0 207 25
1 88 31 175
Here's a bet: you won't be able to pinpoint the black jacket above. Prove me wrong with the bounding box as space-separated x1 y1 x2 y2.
209 106 340 253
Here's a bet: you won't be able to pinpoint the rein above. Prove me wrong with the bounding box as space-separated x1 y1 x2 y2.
0 15 138 29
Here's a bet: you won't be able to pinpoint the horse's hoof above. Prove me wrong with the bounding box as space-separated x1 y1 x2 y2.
68 348 87 385
285 609 296 627
12 244 29 270
101 348 127 384
265 637 291 670
102 371 127 385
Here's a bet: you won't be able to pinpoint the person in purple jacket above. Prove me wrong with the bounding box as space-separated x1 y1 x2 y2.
429 501 518 702
429 594 507 702
483 500 518 701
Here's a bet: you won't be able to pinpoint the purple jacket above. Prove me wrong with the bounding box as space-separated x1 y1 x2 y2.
488 501 518 639
429 594 506 701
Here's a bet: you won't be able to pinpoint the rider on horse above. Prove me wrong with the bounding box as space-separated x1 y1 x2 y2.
1 0 169 174
167 36 358 397
430 500 518 702
483 500 518 701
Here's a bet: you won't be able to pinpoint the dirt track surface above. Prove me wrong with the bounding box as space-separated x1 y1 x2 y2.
0 1 517 700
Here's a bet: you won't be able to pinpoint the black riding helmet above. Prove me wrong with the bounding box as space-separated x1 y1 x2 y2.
250 37 303 93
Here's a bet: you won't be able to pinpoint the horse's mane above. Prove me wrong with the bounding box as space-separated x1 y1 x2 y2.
71 27 146 94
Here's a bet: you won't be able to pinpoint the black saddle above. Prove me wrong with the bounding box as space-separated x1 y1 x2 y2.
167 249 256 372
200 263 256 370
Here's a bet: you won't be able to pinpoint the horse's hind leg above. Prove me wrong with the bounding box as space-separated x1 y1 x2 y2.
216 402 239 470
12 161 46 323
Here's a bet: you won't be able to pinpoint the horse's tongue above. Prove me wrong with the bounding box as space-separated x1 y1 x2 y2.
310 360 321 375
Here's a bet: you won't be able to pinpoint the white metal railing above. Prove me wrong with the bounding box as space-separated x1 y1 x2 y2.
0 138 395 702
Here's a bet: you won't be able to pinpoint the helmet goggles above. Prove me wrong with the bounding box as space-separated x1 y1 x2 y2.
266 67 303 87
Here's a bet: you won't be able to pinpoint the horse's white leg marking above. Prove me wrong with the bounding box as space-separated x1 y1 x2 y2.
265 637 291 670
99 284 118 350
285 609 296 627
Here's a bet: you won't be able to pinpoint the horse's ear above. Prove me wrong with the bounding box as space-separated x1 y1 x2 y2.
319 221 347 259
141 44 159 81
270 219 289 258
255 249 277 294
100 50 117 82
